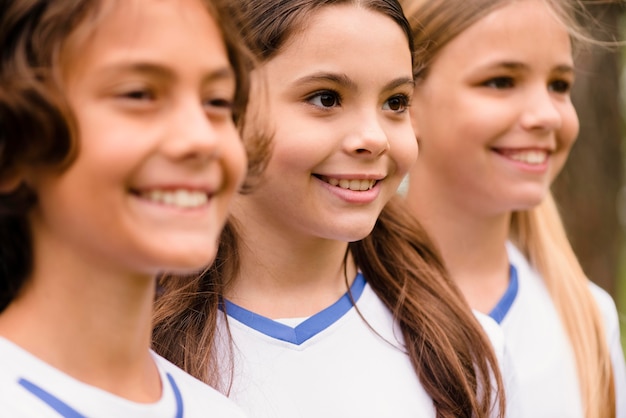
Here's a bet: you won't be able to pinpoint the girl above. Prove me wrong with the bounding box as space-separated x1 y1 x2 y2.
153 1 507 417
0 0 262 416
400 0 626 416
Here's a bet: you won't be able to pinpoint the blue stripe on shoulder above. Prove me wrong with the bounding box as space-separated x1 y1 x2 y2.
488 264 519 324
19 372 183 418
223 272 367 345
18 378 86 418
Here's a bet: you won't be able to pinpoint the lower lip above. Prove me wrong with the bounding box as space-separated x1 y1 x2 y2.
315 177 382 204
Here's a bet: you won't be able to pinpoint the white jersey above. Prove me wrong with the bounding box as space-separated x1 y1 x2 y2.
216 272 507 418
0 337 247 418
497 243 626 418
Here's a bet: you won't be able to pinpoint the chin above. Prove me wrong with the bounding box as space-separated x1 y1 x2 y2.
331 223 378 243
154 245 219 274
510 192 549 212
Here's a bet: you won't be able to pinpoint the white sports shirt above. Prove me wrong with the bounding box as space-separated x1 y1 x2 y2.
216 272 507 418
0 337 247 418
494 242 626 418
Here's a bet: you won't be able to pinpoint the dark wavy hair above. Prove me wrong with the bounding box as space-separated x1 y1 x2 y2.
0 0 265 312
152 1 506 417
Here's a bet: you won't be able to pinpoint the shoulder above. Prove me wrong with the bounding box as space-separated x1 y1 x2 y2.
587 281 620 330
472 310 505 360
586 281 624 358
153 353 248 418
585 283 626 414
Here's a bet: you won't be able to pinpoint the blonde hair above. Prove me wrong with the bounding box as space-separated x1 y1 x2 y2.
400 0 617 416
510 194 615 418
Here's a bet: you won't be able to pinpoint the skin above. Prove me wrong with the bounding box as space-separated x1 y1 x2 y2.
227 4 417 318
0 0 246 402
406 0 579 312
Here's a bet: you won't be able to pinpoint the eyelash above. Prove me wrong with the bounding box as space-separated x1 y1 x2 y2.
115 87 234 116
203 97 235 118
119 88 156 101
482 76 572 94
383 94 410 113
307 90 341 108
548 79 571 94
306 90 411 113
483 77 514 89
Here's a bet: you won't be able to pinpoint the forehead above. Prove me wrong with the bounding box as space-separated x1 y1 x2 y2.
272 4 411 72
434 0 572 69
59 0 224 73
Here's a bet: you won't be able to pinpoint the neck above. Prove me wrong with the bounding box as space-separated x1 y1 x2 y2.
228 207 357 319
406 174 511 313
0 230 160 402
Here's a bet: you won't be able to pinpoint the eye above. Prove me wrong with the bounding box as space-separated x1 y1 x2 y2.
119 88 155 101
204 97 234 110
483 77 514 89
307 90 341 108
203 96 235 119
548 79 571 94
383 94 410 113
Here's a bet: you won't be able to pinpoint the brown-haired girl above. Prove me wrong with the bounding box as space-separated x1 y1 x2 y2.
0 0 259 416
153 1 507 417
400 0 626 416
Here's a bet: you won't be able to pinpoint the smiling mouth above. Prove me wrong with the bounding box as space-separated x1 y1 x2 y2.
133 189 210 208
495 149 549 165
316 176 378 191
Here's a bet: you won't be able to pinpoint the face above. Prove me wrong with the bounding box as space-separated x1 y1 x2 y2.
26 0 246 276
234 5 416 243
409 0 578 216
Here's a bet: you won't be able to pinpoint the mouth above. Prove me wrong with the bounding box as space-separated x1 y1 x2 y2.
131 188 210 209
315 175 378 191
494 149 549 165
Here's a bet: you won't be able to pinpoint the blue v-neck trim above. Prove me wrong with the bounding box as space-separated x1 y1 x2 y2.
17 372 183 418
223 272 367 345
488 264 519 324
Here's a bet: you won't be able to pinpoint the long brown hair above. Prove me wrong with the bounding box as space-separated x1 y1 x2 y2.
400 0 615 416
153 1 505 417
0 0 265 313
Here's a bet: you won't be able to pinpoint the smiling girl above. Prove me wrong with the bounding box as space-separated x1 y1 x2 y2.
153 1 506 417
0 0 257 416
401 0 626 416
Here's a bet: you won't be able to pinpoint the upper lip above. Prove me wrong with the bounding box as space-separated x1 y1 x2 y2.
314 173 386 181
491 145 554 153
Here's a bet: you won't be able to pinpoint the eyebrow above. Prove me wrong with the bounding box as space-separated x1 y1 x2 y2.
99 62 235 83
292 72 414 91
485 61 574 75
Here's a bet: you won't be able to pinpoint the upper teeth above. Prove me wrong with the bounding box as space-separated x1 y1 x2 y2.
326 178 376 191
509 151 547 165
142 189 208 208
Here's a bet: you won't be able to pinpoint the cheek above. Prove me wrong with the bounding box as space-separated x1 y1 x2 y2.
549 107 579 180
222 129 248 189
560 106 580 150
391 124 419 174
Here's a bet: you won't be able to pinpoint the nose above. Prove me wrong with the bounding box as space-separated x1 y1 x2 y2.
519 86 563 133
163 98 220 161
344 110 389 158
